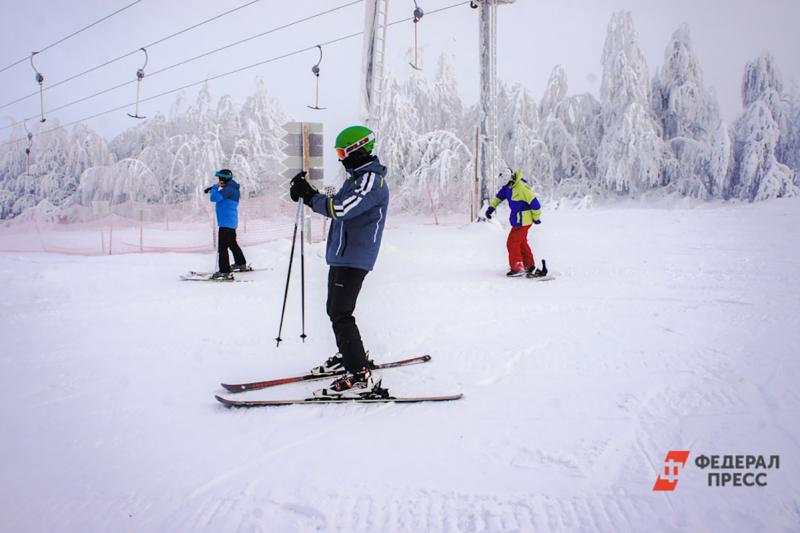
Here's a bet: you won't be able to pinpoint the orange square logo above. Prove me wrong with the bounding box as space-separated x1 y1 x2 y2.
653 451 691 491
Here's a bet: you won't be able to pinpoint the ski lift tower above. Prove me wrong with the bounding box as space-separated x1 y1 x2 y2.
361 0 390 133
477 0 515 205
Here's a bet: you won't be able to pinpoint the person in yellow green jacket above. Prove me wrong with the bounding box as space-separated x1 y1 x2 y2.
485 170 546 277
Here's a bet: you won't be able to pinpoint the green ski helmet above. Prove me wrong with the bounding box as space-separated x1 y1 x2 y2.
334 125 376 160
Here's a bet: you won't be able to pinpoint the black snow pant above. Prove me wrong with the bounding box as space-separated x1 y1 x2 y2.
218 227 246 273
327 266 369 373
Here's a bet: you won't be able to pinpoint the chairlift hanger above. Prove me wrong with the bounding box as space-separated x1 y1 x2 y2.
127 48 148 119
409 1 424 71
307 45 326 110
30 52 46 123
24 119 33 176
24 120 32 156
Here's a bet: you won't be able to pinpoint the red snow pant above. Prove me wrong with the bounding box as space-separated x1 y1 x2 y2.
507 224 535 271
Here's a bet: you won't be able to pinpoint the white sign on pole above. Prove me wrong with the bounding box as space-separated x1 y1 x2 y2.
282 122 324 182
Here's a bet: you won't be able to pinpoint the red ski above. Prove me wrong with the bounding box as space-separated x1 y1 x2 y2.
220 355 432 393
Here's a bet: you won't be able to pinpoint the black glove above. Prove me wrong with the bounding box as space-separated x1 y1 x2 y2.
203 186 212 194
485 206 495 220
290 172 317 205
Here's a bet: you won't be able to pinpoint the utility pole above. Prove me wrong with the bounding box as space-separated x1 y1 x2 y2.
361 0 390 132
477 0 515 205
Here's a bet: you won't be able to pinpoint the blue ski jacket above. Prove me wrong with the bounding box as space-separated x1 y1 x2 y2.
310 157 389 271
210 181 241 229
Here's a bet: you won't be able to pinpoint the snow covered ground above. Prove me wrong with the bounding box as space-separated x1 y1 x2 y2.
1 200 799 532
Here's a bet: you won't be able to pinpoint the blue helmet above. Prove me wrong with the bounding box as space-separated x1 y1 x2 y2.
215 168 234 181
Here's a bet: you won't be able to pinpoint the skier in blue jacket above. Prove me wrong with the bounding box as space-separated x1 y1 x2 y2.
289 125 389 398
205 168 248 280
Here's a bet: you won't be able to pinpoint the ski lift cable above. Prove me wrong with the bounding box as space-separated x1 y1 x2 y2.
2 41 362 146
0 0 144 75
0 0 472 147
0 0 260 111
0 0 366 130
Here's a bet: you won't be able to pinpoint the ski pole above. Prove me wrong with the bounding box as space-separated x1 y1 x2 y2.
299 201 307 343
275 200 304 347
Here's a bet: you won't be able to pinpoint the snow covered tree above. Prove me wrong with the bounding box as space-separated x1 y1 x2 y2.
782 85 800 175
555 93 603 183
741 56 800 178
496 81 539 179
597 11 666 194
652 24 720 141
377 58 474 213
652 24 725 199
22 123 72 213
731 100 795 200
498 82 539 150
377 75 422 190
709 122 734 198
0 125 29 181
395 130 472 213
238 79 289 195
540 116 586 195
730 54 798 200
534 67 599 197
0 79 289 220
403 55 463 134
66 125 115 183
540 65 568 119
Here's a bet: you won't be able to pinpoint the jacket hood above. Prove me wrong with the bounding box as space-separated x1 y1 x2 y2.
510 170 528 187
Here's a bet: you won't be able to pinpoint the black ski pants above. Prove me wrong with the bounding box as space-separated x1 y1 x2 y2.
327 266 369 373
218 227 246 273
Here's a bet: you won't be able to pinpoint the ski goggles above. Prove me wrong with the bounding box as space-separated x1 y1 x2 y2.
335 133 375 160
215 171 233 180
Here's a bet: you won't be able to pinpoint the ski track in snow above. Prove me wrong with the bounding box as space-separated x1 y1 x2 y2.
1 201 800 532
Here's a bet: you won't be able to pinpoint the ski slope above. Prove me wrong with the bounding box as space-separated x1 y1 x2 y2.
1 200 799 532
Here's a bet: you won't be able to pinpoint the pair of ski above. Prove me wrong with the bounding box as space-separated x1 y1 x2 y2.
180 266 267 282
215 354 462 407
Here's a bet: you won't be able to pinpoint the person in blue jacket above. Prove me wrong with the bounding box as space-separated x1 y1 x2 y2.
289 125 389 399
205 168 248 280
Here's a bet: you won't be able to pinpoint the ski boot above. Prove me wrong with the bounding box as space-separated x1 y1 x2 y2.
231 263 253 272
310 351 374 376
310 353 344 376
526 259 548 279
210 271 234 281
313 367 389 399
506 261 525 277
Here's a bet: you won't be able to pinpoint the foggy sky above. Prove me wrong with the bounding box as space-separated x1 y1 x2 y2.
1 0 797 161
